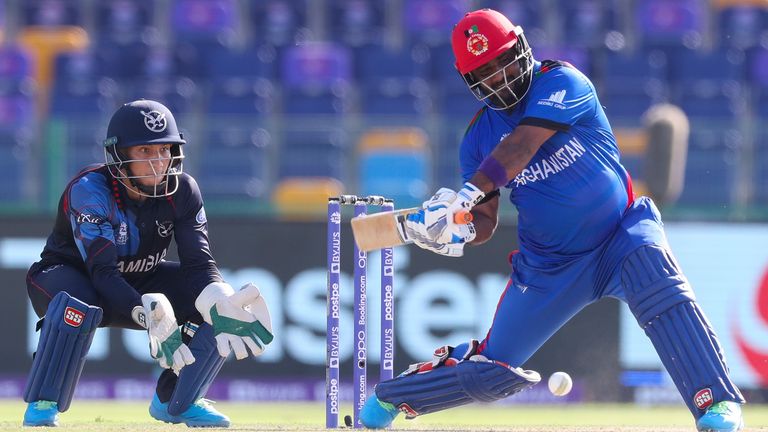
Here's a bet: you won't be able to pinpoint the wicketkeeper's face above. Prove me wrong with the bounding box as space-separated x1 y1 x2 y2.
123 144 173 186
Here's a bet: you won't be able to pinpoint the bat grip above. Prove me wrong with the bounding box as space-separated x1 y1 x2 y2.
453 210 473 224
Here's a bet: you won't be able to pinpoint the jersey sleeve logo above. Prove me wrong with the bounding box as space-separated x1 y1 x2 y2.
116 221 128 245
195 207 207 224
537 90 567 109
76 213 103 224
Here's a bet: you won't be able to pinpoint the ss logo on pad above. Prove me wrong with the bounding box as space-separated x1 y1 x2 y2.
64 307 84 327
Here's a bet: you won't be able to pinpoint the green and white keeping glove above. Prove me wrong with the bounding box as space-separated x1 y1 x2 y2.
195 282 274 360
136 293 195 374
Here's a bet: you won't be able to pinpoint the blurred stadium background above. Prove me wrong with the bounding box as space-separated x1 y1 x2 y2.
0 0 766 422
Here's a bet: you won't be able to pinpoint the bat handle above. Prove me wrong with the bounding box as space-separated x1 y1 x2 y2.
453 210 473 224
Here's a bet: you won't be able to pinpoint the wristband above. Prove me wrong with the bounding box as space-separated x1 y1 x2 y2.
478 155 509 189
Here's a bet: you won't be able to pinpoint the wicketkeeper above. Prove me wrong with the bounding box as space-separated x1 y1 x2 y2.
23 100 274 427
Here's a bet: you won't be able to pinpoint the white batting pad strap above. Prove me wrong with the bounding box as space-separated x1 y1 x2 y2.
195 282 235 323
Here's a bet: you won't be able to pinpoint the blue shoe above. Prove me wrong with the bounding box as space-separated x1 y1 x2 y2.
23 400 60 427
149 394 230 428
697 401 744 432
360 394 399 429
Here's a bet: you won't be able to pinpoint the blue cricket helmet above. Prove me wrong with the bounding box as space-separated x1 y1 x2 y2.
103 99 186 198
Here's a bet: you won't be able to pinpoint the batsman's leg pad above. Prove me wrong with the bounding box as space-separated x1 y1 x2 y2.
623 245 744 418
23 291 102 412
167 323 226 416
375 359 540 418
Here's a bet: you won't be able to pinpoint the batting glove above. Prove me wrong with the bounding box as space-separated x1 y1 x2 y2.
436 182 485 244
408 220 476 257
140 293 195 375
195 282 274 360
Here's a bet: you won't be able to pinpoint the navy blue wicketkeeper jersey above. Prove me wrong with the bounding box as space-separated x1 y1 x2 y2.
31 165 223 316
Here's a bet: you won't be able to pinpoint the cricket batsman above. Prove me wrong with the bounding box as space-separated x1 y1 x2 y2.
23 99 274 427
360 9 745 432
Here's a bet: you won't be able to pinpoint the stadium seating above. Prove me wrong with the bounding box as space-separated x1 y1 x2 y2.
93 0 155 46
715 4 768 49
668 48 746 119
555 0 617 48
171 0 238 43
403 0 469 46
357 128 430 207
250 0 309 47
598 48 669 124
0 91 36 203
635 0 706 48
0 0 765 213
21 0 81 27
328 0 386 47
279 126 349 181
207 78 275 116
272 176 343 219
677 124 740 206
429 43 484 119
50 51 121 116
195 123 273 202
755 130 768 205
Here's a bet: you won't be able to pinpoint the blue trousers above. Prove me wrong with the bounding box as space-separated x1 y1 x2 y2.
476 197 743 417
25 261 199 402
477 197 664 364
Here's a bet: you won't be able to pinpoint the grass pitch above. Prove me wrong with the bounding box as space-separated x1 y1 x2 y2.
0 401 766 431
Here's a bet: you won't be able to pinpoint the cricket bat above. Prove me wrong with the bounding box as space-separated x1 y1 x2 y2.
350 208 473 252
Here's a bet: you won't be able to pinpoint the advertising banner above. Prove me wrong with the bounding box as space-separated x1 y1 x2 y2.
0 217 618 400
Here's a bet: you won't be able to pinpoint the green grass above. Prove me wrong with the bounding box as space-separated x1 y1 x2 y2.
1 401 766 431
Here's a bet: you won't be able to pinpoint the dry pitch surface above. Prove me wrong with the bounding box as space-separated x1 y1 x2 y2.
0 401 766 431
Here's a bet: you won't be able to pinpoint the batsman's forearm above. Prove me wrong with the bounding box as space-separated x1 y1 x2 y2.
470 137 539 193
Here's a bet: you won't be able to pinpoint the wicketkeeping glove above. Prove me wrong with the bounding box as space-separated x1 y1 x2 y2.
195 282 274 360
139 293 195 374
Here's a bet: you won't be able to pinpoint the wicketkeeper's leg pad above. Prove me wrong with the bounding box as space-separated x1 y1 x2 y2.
167 323 226 416
622 245 744 417
23 291 102 412
375 359 540 418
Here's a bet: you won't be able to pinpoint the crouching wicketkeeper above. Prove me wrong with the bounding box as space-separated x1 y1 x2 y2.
23 100 274 427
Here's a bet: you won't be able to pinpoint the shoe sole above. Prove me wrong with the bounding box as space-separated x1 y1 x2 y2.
186 422 231 428
22 421 59 427
697 418 744 432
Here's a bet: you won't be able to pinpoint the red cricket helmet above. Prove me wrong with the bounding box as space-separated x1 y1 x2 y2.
451 9 534 110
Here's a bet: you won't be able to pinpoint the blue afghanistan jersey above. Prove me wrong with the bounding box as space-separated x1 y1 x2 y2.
460 60 634 266
32 165 223 315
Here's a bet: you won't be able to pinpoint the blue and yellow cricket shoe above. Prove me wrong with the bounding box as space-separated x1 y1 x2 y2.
696 401 744 432
360 394 400 429
149 394 230 428
23 400 60 427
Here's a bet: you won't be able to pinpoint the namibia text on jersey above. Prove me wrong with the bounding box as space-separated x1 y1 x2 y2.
117 248 168 273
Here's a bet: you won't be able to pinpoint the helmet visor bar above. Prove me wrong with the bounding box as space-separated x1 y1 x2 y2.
105 146 185 198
